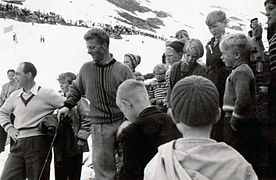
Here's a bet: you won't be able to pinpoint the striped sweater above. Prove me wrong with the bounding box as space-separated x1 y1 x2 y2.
268 33 276 111
64 59 134 124
148 80 168 104
269 33 276 72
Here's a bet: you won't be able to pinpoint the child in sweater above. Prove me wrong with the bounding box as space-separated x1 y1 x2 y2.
116 79 181 180
220 33 259 171
144 75 257 180
148 64 168 112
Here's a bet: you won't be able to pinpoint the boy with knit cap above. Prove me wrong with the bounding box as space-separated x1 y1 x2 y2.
116 79 181 180
144 75 257 180
220 33 259 170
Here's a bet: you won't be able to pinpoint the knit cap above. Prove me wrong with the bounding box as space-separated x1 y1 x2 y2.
166 41 184 54
125 54 141 69
171 75 219 127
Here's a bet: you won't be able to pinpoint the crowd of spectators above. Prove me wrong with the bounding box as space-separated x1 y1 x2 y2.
0 3 166 41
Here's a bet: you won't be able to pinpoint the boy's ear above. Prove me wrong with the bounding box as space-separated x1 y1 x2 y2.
234 50 241 59
214 107 221 123
121 99 132 109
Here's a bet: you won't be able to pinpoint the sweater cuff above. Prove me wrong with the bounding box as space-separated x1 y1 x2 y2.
64 102 74 110
4 123 13 132
232 112 245 119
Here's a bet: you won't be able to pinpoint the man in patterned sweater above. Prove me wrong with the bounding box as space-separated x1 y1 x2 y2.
58 28 134 180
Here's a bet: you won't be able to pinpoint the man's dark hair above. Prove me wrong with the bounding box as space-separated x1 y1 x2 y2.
7 69 15 74
84 28 110 46
21 62 37 78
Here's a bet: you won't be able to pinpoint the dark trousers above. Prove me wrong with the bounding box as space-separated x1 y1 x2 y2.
0 114 15 152
54 154 83 180
223 117 259 172
0 126 7 152
0 135 51 180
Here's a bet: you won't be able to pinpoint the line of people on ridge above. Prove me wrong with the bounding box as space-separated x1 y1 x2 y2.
0 2 275 180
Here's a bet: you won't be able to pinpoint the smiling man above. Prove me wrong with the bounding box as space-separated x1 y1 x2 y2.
0 62 65 180
58 28 134 180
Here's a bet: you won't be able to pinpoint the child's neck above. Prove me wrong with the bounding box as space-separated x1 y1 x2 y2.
177 123 211 139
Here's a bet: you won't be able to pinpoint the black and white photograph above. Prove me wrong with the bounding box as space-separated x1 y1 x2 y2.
0 0 275 179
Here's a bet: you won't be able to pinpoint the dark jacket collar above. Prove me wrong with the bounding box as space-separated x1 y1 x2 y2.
137 106 161 120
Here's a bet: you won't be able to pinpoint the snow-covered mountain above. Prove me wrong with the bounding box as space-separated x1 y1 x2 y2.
0 0 268 90
20 0 267 38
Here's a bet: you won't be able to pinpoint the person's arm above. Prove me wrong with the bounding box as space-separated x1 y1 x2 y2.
231 71 253 129
0 95 18 141
0 84 7 106
58 69 85 120
253 25 262 40
77 98 91 147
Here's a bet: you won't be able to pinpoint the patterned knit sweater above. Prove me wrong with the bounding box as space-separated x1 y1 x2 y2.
64 59 134 124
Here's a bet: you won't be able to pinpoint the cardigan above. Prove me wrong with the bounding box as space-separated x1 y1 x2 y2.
223 63 256 120
64 59 134 124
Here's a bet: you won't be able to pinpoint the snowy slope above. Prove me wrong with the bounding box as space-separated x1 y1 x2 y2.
0 18 165 90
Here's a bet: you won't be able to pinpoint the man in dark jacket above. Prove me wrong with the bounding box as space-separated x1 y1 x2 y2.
116 79 181 180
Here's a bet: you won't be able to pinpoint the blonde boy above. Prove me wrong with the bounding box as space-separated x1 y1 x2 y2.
116 79 181 180
220 33 258 169
144 76 257 180
148 64 168 112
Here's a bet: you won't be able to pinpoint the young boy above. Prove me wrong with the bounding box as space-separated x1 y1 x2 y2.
205 10 231 142
55 72 91 180
220 33 259 170
116 79 181 180
148 64 168 112
144 76 257 180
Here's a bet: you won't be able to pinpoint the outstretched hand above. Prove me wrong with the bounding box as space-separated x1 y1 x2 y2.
57 107 69 122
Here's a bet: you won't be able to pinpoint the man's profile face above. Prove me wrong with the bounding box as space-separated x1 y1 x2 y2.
15 64 28 88
86 38 106 63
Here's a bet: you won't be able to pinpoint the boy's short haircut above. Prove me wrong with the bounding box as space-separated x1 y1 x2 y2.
183 39 204 58
205 11 227 26
219 33 252 58
58 72 77 85
153 64 167 74
84 28 110 46
171 75 219 127
7 69 15 74
117 79 148 105
264 0 276 6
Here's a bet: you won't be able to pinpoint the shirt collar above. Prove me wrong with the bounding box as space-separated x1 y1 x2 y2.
17 83 39 97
